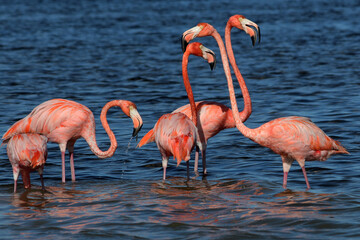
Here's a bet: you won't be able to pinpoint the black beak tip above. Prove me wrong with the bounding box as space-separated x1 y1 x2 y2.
181 36 188 53
132 124 143 138
258 27 261 43
251 36 256 47
209 62 216 71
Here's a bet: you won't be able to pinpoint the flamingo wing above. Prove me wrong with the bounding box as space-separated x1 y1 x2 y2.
254 116 348 159
2 99 92 143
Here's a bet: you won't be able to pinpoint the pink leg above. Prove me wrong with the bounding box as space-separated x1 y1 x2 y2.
162 158 168 180
283 172 288 189
194 146 199 173
302 166 311 190
163 167 167 180
69 152 76 182
61 151 66 183
202 149 207 175
14 180 17 193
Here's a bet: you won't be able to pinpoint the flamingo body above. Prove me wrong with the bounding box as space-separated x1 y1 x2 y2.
237 116 348 189
250 116 347 161
6 133 48 192
3 98 143 183
173 101 235 141
153 113 201 180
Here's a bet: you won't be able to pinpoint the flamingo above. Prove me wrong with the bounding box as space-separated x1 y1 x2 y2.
6 133 48 192
138 42 216 180
181 15 349 189
2 99 143 183
177 15 260 175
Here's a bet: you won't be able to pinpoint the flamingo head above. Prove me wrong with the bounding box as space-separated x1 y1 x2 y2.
181 23 216 52
120 101 143 138
228 15 260 46
185 42 216 70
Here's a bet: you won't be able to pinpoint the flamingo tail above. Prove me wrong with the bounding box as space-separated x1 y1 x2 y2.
137 129 155 148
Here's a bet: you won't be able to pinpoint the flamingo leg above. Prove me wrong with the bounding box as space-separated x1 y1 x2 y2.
38 168 45 191
162 157 168 180
12 167 20 193
14 180 17 193
283 172 288 189
202 149 207 175
69 151 76 182
61 151 66 183
194 146 199 173
302 166 311 190
282 159 292 189
67 142 76 182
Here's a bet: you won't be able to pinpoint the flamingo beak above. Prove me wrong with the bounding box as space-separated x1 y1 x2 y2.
206 51 216 71
132 124 143 140
181 26 203 52
200 44 216 71
130 108 143 140
181 36 188 53
240 18 261 46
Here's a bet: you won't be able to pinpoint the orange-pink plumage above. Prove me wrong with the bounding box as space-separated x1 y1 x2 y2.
3 99 143 183
6 133 48 192
138 42 216 179
181 16 348 189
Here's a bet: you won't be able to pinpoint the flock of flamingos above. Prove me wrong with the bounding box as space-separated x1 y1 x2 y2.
2 15 349 193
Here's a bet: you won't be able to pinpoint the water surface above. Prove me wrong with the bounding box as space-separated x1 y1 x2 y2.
0 0 359 239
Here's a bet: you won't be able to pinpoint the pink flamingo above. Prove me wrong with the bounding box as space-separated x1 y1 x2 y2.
138 42 216 179
6 133 48 192
2 99 143 183
176 15 260 174
181 15 349 189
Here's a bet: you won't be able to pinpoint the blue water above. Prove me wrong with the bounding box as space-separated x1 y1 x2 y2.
0 0 359 239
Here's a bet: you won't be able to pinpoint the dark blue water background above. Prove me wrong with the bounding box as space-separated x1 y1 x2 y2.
0 0 359 239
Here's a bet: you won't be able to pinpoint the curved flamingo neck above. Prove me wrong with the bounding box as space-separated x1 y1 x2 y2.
85 101 120 158
210 28 254 139
225 23 252 123
182 51 197 125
